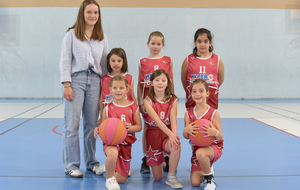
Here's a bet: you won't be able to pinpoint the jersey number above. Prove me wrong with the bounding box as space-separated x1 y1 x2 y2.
154 65 159 71
160 112 165 119
199 66 206 74
121 114 126 122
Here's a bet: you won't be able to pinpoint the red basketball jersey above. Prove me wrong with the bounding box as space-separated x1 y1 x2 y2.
187 105 223 146
139 56 173 99
145 96 177 128
101 73 134 107
186 53 220 109
106 101 139 145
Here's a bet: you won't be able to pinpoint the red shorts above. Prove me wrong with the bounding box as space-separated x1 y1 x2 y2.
103 144 132 177
146 126 169 166
191 144 223 172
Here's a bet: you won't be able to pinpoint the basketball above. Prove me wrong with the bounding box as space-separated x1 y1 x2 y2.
98 118 127 146
189 119 216 147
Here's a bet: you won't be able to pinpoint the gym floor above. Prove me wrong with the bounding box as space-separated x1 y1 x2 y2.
0 99 299 190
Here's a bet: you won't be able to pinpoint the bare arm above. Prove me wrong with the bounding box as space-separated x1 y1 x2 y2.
181 58 188 91
218 58 224 87
125 109 142 133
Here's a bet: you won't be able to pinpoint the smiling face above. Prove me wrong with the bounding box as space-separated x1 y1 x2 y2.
151 73 168 93
84 3 99 27
194 33 212 56
191 82 209 104
109 54 123 73
110 80 128 100
147 36 164 56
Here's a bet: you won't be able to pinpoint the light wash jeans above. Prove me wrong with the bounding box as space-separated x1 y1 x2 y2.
62 69 100 172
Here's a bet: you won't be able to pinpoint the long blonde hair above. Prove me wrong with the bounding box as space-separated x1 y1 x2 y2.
67 0 104 41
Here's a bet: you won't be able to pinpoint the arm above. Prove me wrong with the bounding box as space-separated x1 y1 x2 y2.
131 78 138 104
169 100 178 135
137 65 145 113
143 98 179 147
218 58 224 87
125 109 142 133
170 60 175 94
59 32 74 101
181 58 188 91
97 93 104 124
182 112 199 139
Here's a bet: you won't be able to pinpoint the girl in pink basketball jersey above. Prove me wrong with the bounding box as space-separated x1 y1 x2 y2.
97 48 137 124
94 75 142 190
181 28 224 110
183 79 224 190
138 31 174 173
143 69 183 189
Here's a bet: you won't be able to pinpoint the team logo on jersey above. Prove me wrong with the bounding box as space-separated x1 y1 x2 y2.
129 109 133 113
145 73 152 85
190 74 214 84
162 61 169 64
209 62 215 65
105 94 113 102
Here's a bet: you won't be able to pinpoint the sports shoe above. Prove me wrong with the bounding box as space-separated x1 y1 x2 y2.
163 155 169 172
106 176 120 190
128 170 131 177
95 164 106 175
165 175 183 189
65 169 83 178
140 156 150 173
204 175 217 190
87 166 99 174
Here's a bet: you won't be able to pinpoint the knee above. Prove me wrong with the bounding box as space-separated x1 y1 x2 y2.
191 180 201 187
196 150 206 161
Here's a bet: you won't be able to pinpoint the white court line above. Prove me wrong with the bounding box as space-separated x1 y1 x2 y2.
253 117 300 138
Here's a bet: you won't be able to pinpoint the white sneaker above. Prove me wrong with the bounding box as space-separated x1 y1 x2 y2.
87 166 99 174
204 176 217 190
106 176 120 190
96 164 106 175
165 175 183 189
65 169 83 178
211 165 215 175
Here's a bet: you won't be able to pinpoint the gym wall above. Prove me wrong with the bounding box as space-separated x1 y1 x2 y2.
0 0 299 99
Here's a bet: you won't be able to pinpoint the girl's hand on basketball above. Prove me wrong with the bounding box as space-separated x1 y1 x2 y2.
185 122 199 137
201 124 216 137
94 127 99 139
63 87 74 101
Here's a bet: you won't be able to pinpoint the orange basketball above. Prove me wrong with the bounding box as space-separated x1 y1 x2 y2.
189 119 216 147
98 118 127 146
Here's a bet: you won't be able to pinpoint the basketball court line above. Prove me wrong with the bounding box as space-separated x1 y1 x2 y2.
0 103 61 135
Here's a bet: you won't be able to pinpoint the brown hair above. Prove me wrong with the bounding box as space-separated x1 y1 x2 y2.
148 69 176 103
106 48 128 73
67 0 104 41
193 28 214 56
109 75 129 88
188 79 209 105
147 31 165 45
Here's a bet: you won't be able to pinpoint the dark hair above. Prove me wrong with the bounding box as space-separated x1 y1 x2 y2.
148 31 165 45
193 28 214 57
67 0 104 41
109 75 129 88
107 48 128 73
148 69 176 103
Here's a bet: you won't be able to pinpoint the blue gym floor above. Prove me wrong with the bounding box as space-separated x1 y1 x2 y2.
0 100 300 189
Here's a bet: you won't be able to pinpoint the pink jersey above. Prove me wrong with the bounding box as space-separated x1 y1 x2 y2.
185 53 220 109
139 56 173 99
144 96 177 128
106 101 139 146
101 73 134 107
187 105 223 147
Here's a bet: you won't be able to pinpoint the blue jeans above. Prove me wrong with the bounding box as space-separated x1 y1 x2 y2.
62 69 100 172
